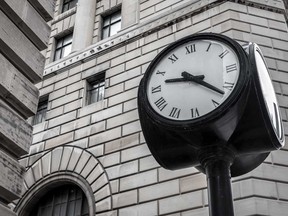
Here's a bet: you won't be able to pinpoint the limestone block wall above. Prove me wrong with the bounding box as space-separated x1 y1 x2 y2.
18 0 288 215
0 0 53 215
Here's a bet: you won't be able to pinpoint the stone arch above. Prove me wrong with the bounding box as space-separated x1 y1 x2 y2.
16 146 112 215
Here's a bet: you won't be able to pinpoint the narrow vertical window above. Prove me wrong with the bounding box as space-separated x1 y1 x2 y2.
54 33 73 61
33 97 48 125
87 74 105 105
102 10 121 39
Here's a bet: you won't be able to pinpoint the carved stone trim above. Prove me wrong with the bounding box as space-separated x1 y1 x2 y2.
16 146 112 215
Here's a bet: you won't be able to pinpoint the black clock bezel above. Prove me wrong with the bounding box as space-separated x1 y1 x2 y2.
249 42 285 148
140 33 249 129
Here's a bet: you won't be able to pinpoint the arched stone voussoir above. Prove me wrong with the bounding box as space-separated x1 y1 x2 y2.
19 146 112 215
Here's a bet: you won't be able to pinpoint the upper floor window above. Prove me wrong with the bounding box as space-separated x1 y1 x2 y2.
33 97 48 125
54 33 73 61
62 0 78 13
102 10 121 39
86 74 105 105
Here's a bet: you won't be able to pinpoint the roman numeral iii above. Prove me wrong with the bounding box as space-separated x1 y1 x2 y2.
226 63 237 73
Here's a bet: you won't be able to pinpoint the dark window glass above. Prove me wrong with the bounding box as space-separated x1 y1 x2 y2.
33 98 48 125
87 74 105 105
30 185 89 216
62 0 78 13
54 34 73 61
102 10 121 39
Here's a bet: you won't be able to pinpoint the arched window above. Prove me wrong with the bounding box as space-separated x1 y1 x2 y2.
29 184 89 216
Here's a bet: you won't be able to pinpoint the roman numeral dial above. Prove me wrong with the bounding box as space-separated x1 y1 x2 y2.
146 37 240 121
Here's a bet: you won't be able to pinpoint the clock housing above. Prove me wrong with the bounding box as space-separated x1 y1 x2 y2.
140 33 250 130
138 33 251 170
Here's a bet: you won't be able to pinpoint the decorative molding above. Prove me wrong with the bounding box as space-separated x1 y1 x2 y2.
16 146 112 215
44 0 219 76
51 6 77 25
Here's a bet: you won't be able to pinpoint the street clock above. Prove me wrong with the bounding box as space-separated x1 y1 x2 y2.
138 33 284 174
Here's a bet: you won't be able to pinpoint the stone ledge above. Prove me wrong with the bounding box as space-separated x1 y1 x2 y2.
0 149 24 202
0 99 32 157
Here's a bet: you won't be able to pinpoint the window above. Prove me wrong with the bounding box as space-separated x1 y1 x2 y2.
86 74 105 105
62 0 78 13
30 184 89 216
54 33 73 61
102 10 121 39
33 97 48 125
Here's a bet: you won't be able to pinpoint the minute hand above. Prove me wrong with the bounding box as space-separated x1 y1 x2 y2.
181 71 224 95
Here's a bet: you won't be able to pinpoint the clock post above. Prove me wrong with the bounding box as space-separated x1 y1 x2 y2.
138 33 285 216
199 147 235 216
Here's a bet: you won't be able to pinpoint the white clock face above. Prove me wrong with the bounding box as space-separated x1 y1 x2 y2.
255 47 284 142
147 39 240 121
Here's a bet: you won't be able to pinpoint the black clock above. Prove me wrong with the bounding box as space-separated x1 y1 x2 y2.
138 33 250 170
141 33 249 129
138 33 284 173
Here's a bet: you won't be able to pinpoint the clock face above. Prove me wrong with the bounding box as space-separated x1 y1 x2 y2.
146 39 240 121
254 46 284 143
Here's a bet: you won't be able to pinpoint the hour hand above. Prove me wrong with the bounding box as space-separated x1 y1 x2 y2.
165 75 205 83
182 71 224 95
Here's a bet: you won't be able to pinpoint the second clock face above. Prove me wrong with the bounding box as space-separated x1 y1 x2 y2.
254 45 284 143
147 39 240 121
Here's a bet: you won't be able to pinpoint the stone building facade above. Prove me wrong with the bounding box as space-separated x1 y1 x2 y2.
0 0 54 216
16 0 288 215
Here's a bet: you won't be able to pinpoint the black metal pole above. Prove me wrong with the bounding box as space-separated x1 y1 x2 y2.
199 147 235 216
205 159 234 216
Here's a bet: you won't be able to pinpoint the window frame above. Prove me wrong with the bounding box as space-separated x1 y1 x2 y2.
30 184 89 216
62 0 78 13
101 10 122 39
54 33 73 62
33 96 48 126
86 73 106 105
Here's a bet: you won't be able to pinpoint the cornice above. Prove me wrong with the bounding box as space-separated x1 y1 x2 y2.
43 0 218 77
43 0 286 77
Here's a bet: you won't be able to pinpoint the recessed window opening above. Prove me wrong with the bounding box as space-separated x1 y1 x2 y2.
33 97 48 125
54 33 73 61
86 73 105 105
62 0 78 13
102 10 121 39
30 184 89 216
